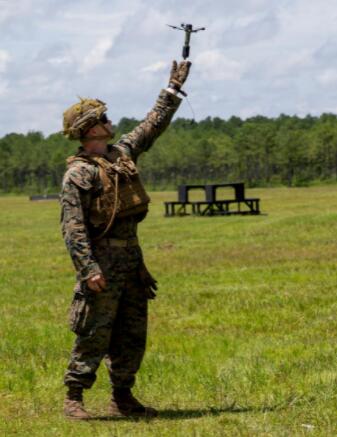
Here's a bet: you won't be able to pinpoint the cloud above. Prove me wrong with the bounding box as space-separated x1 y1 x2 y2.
0 49 10 98
0 50 10 73
0 80 9 97
35 43 73 67
79 37 115 73
221 11 280 48
239 104 264 119
195 50 245 81
2 0 337 135
141 61 168 73
317 69 337 86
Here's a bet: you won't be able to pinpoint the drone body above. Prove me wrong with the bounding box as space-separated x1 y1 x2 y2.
167 23 206 59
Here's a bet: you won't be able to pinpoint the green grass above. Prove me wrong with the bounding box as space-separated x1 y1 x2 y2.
1 186 337 436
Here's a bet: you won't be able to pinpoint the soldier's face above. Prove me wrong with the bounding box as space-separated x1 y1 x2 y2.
87 118 114 140
82 117 114 154
102 119 115 138
97 114 115 138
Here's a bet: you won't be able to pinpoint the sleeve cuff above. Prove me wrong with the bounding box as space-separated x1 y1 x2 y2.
166 87 178 95
161 88 182 103
80 263 102 281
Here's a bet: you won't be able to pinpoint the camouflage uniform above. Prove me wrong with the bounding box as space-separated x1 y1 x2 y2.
61 90 181 391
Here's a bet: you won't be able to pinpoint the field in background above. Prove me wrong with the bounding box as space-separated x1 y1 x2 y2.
0 187 337 436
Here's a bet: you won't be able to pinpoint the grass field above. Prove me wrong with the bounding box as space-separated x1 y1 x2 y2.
0 187 337 436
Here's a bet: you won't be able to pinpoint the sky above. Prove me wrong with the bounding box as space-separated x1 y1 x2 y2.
1 0 337 136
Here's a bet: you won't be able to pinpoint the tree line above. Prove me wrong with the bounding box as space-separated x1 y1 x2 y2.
1 113 337 193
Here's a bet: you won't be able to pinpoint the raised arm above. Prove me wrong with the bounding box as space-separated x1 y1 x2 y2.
116 61 191 160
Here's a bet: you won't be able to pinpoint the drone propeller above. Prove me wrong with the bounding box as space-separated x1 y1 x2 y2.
167 24 184 31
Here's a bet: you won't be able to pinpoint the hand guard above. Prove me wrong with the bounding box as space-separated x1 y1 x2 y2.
168 60 192 95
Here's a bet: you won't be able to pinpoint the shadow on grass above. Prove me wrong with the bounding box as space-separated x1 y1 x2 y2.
158 403 284 420
86 415 140 422
87 403 285 422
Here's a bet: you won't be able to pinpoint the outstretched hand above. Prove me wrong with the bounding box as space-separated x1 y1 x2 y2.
169 60 192 90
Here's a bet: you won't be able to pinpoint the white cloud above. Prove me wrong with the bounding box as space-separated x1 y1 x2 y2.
195 50 245 81
270 51 314 78
48 54 72 66
239 105 264 119
0 80 9 97
0 0 33 23
141 61 168 73
0 50 10 73
79 37 114 73
317 69 337 86
2 0 337 134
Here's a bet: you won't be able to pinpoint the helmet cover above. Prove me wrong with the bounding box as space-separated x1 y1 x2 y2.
63 98 108 140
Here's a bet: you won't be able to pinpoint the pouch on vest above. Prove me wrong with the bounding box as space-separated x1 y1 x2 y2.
89 155 150 226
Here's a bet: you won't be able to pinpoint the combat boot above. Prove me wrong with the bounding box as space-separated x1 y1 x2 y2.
108 388 158 418
64 386 91 420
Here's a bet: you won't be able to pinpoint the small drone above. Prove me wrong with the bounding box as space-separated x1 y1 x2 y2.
167 23 206 59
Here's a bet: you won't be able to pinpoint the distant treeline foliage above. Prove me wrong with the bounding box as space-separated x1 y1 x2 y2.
2 113 337 193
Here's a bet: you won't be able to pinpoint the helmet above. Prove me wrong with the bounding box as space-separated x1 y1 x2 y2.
63 98 108 140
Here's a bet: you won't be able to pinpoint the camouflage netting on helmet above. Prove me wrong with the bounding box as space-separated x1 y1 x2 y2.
63 98 108 140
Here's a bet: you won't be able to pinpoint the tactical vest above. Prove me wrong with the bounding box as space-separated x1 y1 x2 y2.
67 152 150 235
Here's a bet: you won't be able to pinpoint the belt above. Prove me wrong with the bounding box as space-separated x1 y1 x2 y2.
99 237 139 248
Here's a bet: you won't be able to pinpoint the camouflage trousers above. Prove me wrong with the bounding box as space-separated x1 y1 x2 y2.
64 248 148 390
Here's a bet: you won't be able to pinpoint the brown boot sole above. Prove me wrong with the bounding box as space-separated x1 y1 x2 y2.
65 414 91 420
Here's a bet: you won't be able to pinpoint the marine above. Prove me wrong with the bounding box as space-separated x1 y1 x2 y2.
60 60 191 419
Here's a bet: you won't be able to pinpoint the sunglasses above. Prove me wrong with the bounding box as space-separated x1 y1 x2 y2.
99 114 109 124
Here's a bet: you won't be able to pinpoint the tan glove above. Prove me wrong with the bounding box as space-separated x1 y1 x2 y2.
168 60 192 93
139 262 158 299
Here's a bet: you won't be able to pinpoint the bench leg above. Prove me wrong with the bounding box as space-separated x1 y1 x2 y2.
244 200 261 214
177 204 188 216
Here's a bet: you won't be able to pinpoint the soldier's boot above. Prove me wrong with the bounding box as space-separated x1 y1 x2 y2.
108 388 158 418
64 386 91 420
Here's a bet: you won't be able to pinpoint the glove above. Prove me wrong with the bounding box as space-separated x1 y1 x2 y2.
139 262 158 299
168 60 192 93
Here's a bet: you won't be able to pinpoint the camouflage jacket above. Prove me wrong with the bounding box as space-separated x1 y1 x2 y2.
60 89 181 281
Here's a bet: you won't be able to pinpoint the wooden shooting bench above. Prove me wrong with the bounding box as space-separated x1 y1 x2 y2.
164 183 261 217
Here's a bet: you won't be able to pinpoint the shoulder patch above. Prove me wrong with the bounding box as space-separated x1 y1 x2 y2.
63 161 98 190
